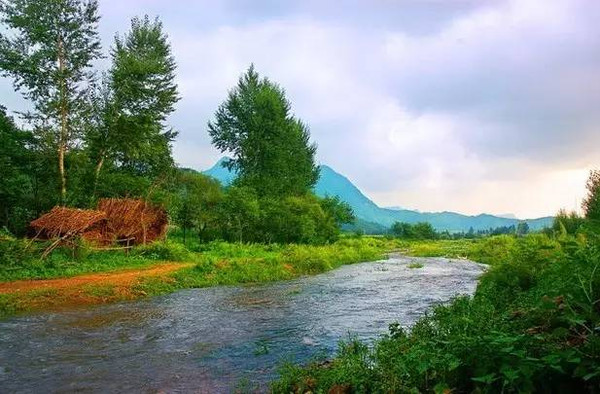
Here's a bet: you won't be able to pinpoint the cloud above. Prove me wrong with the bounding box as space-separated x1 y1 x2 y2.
0 0 598 217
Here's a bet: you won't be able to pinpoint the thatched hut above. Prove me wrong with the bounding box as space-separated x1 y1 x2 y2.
98 198 168 245
30 207 110 245
29 199 168 250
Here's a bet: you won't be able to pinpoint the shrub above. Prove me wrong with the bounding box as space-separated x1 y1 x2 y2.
0 234 31 268
132 240 192 261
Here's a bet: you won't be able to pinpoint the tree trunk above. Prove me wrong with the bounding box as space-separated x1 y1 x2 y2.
92 154 105 198
237 217 242 243
57 35 68 204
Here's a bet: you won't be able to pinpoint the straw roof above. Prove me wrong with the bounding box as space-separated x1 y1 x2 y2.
30 207 108 239
98 198 168 244
29 199 168 246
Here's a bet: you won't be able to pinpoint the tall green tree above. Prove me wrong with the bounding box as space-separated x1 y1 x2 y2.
94 15 179 184
583 169 600 221
208 65 319 197
0 0 101 203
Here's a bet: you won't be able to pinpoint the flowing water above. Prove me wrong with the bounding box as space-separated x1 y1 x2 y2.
0 255 484 393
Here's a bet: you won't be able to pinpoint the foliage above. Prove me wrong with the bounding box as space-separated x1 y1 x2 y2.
172 171 224 243
219 186 260 243
553 209 586 236
0 0 102 202
208 65 319 198
258 195 339 244
391 221 437 240
0 108 35 233
97 15 179 180
319 196 356 227
583 170 600 221
272 234 600 393
516 221 530 236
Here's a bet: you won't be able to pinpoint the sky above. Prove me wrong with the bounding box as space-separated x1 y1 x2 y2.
1 0 599 219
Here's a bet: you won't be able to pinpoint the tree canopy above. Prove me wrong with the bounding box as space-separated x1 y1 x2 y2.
583 170 600 221
0 0 102 202
208 65 319 198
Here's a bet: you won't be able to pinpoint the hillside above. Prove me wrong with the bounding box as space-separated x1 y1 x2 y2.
203 159 553 232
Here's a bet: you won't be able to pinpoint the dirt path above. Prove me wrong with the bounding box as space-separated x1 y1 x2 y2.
0 262 194 295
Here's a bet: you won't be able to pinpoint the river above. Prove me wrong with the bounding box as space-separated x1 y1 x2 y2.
0 254 484 393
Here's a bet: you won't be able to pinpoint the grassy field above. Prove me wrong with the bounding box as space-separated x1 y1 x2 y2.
271 233 600 393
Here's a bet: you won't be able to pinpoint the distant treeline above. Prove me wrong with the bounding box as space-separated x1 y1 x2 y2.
388 221 531 240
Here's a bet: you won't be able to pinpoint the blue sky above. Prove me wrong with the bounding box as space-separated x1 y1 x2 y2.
1 0 598 218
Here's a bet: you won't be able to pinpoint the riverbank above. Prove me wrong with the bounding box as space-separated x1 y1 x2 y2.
0 253 486 393
272 233 600 393
0 237 394 318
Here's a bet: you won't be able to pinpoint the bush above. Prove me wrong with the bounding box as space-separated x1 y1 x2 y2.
132 240 192 261
469 234 516 265
258 195 339 244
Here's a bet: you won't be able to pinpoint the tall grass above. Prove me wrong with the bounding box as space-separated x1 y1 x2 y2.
135 238 388 294
0 238 193 282
0 236 393 318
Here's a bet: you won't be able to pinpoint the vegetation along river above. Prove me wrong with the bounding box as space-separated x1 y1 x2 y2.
0 254 485 393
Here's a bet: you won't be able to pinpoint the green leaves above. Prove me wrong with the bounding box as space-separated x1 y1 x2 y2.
91 14 180 185
583 170 600 221
208 65 319 198
0 0 102 201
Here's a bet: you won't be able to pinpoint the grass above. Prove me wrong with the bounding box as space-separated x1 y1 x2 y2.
133 238 390 296
0 232 514 320
271 233 600 393
400 238 479 258
0 235 394 318
407 262 424 269
400 235 520 266
0 238 193 282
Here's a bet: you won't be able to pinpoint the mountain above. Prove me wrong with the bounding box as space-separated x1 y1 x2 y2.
203 159 553 232
204 157 237 185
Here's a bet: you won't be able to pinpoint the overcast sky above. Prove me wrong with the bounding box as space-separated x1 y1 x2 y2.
1 0 598 219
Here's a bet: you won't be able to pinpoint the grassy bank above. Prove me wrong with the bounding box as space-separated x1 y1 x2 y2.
0 235 194 282
272 234 600 393
0 236 393 318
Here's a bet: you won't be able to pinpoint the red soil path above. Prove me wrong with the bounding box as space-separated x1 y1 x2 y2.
0 262 194 295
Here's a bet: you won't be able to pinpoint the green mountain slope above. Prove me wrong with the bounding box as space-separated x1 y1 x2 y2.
203 159 553 232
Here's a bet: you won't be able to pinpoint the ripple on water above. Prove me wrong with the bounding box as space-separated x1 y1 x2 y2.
0 255 484 393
